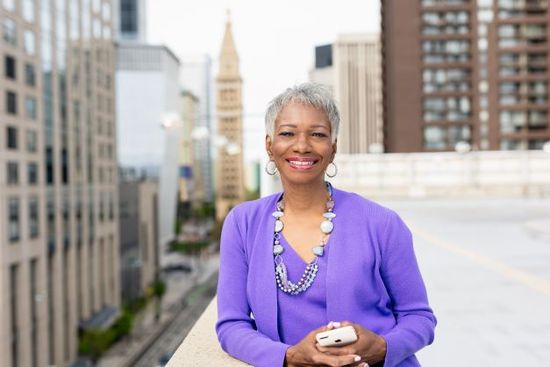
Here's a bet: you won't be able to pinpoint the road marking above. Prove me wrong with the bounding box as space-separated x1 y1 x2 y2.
410 224 550 295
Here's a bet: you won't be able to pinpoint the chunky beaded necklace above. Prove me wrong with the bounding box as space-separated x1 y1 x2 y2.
272 182 335 295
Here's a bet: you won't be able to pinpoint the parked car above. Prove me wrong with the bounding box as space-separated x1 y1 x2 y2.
158 352 172 366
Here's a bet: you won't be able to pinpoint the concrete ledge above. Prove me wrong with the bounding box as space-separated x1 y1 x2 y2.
167 297 250 366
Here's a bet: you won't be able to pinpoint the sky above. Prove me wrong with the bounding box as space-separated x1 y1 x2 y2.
147 0 380 162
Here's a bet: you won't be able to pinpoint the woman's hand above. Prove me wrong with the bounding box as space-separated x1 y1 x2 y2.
285 325 363 367
315 321 387 367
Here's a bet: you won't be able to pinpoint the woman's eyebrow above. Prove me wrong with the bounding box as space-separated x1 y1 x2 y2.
278 123 329 129
310 124 330 129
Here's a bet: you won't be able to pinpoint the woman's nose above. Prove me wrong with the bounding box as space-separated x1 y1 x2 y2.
293 133 312 152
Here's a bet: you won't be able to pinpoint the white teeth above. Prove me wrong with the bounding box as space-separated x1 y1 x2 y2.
289 161 314 166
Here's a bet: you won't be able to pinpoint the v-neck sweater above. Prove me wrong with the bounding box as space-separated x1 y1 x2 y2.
276 233 329 345
216 187 437 367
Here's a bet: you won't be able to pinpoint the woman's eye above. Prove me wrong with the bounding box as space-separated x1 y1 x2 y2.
312 132 328 137
279 131 294 136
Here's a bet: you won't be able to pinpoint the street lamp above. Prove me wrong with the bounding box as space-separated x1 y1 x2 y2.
454 141 472 154
225 142 241 156
160 112 182 129
191 126 210 140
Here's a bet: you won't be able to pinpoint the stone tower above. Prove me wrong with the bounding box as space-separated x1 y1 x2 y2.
215 12 245 220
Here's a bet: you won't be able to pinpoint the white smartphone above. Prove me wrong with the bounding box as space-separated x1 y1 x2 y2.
315 325 358 347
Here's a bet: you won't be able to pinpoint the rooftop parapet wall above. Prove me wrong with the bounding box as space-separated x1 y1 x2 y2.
330 151 550 199
167 298 249 366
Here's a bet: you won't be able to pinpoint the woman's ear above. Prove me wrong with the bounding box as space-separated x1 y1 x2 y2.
331 139 337 160
265 135 273 157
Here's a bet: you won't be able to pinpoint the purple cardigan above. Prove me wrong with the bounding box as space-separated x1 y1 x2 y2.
216 188 436 367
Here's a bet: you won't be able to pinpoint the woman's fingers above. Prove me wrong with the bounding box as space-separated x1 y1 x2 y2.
315 343 355 356
312 352 362 367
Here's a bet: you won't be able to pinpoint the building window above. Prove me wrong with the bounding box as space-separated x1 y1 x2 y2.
25 96 37 119
28 162 38 184
7 126 17 149
6 90 17 114
7 161 18 185
30 259 38 367
5 55 16 79
25 63 35 86
26 130 37 152
29 197 39 238
2 17 17 45
500 139 521 150
23 0 35 23
10 263 19 367
8 197 20 242
424 126 446 149
46 148 54 184
23 30 35 55
120 0 138 34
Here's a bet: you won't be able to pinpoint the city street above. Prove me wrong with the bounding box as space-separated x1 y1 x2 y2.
97 253 219 367
381 198 550 366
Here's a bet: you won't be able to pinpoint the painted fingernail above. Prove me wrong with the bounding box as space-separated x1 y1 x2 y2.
360 363 369 367
354 355 361 362
333 321 341 328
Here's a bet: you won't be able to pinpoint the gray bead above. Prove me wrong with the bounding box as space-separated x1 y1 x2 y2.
320 220 334 234
273 244 284 255
312 246 324 256
323 212 336 219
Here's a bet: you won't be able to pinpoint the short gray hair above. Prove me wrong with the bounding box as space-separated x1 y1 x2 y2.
265 83 340 143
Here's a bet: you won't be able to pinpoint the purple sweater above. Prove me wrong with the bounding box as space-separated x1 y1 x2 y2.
216 188 436 367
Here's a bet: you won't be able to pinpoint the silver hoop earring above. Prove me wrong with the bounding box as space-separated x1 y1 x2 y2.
265 159 278 176
325 162 338 178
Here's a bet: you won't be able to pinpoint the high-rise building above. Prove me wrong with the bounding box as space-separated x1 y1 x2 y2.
334 33 383 153
382 0 550 152
115 0 181 262
309 44 334 91
119 179 159 303
180 54 215 202
0 0 120 366
215 14 245 220
310 34 383 154
179 90 202 210
115 44 180 174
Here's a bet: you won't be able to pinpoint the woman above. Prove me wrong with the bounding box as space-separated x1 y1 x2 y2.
216 83 436 367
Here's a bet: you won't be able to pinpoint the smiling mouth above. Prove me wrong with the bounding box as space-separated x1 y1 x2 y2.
286 159 319 170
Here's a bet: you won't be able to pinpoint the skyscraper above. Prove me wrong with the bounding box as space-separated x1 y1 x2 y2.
382 0 550 152
115 0 181 257
0 0 120 366
334 33 383 153
180 54 215 202
215 13 245 220
310 34 383 154
309 44 334 91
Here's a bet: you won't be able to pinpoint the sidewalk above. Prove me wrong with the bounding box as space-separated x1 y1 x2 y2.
97 254 220 367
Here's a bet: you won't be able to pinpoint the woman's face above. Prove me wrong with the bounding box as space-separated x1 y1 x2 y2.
266 102 336 186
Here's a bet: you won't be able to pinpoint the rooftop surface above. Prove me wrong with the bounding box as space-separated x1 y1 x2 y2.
384 197 550 366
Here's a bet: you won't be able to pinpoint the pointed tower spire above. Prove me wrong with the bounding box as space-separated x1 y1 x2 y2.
219 9 240 78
